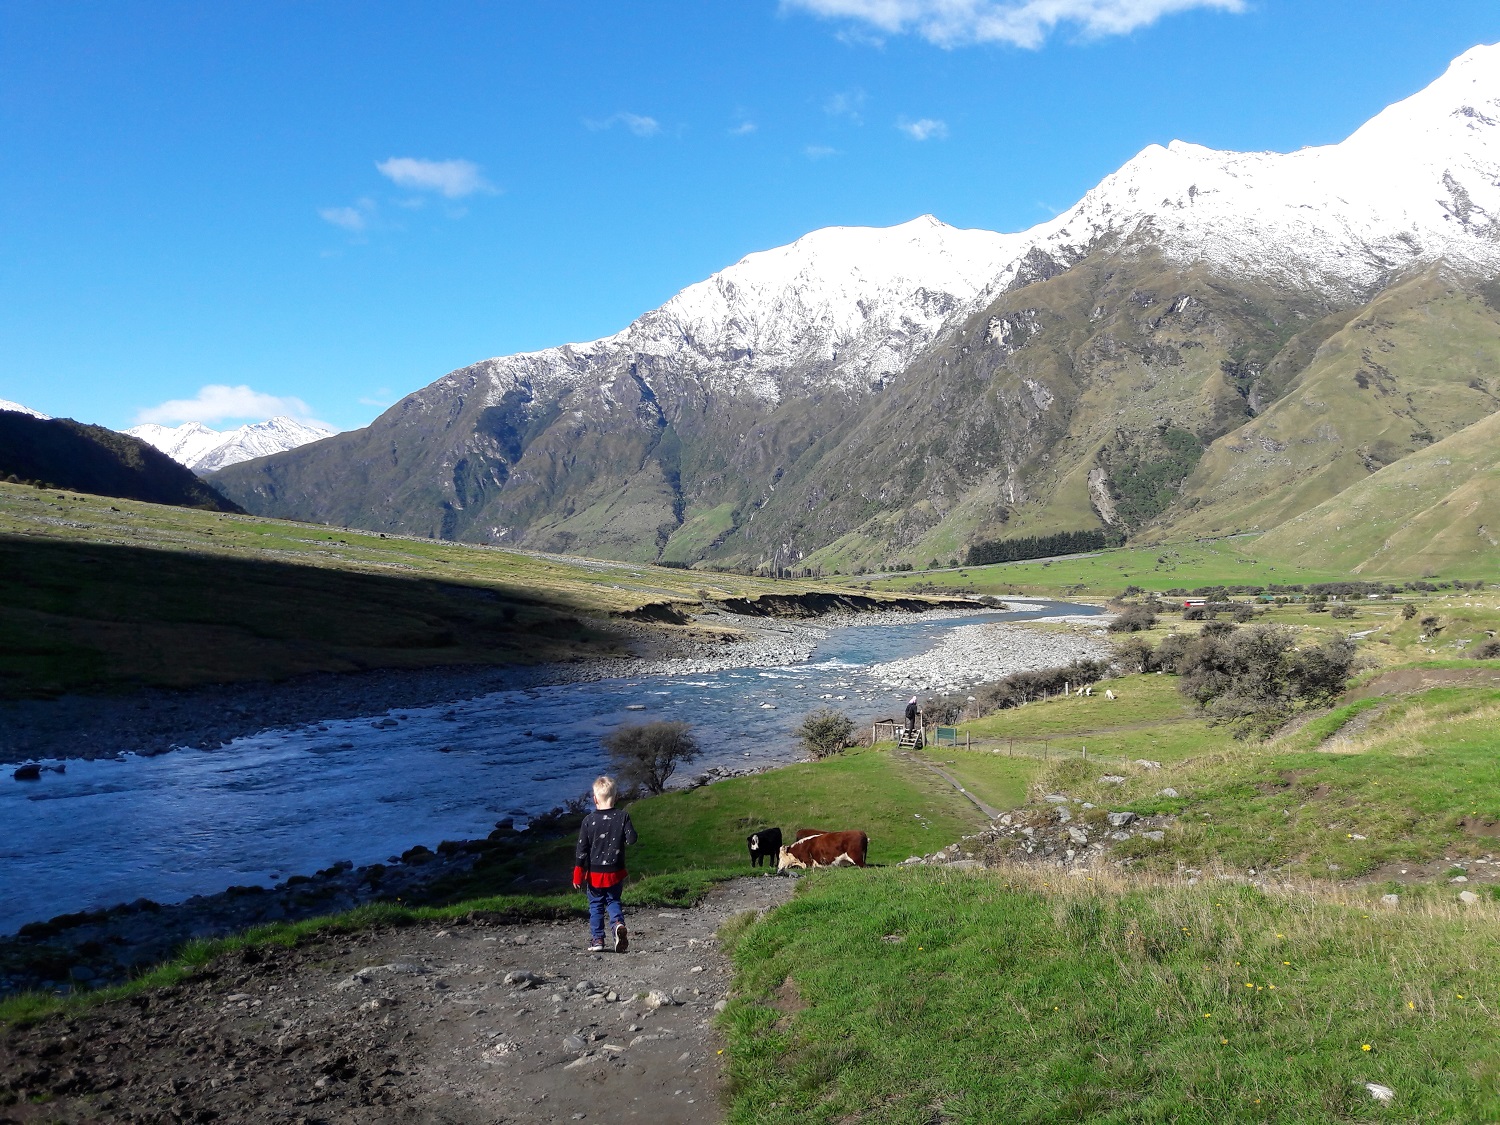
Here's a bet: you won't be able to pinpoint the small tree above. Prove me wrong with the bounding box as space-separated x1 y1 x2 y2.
796 707 856 759
602 720 700 796
1329 603 1356 619
1401 602 1418 620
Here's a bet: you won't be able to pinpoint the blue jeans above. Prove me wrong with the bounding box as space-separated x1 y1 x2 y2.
587 883 624 942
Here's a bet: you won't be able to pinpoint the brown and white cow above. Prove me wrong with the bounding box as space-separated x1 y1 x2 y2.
777 830 868 871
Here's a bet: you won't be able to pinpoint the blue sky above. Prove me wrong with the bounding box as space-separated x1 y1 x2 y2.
3 1 1499 432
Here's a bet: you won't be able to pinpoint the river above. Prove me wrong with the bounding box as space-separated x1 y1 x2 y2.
0 600 1102 933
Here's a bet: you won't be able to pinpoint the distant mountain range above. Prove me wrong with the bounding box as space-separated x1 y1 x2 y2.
126 417 334 473
197 45 1500 574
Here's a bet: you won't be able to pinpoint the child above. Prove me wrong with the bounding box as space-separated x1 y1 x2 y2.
572 775 638 953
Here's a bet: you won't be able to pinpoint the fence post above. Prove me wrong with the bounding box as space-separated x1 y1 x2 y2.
1082 745 1086 761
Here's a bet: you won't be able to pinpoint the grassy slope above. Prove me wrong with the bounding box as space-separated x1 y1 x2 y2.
1163 268 1500 541
725 867 1500 1123
0 482 882 698
1253 409 1500 577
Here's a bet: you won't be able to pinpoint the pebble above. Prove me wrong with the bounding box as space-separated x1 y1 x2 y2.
644 990 681 1008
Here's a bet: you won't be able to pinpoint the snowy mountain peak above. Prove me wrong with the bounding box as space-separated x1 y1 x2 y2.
410 41 1500 419
128 417 334 472
0 398 49 419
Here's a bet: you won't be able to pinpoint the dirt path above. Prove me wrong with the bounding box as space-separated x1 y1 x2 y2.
899 751 1004 819
0 877 794 1125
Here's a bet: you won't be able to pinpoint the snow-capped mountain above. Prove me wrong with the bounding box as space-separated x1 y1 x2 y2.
1001 42 1500 298
0 398 49 419
128 417 333 473
214 43 1500 564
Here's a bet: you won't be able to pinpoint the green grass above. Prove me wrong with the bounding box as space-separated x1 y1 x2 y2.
628 747 990 871
1028 686 1500 879
724 865 1500 1123
843 538 1360 599
912 750 1039 812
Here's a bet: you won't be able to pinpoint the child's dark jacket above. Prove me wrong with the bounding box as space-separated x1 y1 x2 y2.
573 808 638 889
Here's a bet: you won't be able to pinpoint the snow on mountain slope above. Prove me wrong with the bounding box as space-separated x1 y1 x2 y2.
412 44 1500 418
1003 42 1500 296
0 398 49 419
128 417 334 472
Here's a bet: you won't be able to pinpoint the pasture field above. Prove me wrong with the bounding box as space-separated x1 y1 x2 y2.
724 865 1500 1123
844 535 1500 599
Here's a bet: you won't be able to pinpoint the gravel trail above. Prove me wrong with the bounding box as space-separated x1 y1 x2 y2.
0 876 796 1124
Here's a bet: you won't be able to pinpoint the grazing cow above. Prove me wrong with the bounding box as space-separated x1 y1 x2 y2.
747 827 782 867
777 830 869 872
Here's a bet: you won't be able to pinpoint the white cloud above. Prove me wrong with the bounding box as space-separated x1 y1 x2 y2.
823 88 866 122
319 197 376 231
897 116 949 140
729 120 759 136
375 157 492 198
585 112 663 137
135 385 317 426
804 144 841 159
783 0 1245 49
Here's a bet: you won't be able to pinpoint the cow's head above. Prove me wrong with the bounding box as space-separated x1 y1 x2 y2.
749 833 761 853
777 846 806 873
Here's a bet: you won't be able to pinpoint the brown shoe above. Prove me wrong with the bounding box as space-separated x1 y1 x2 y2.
614 922 628 953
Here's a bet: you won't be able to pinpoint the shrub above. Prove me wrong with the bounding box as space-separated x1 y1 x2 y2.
1329 603 1356 619
795 708 857 759
1108 604 1158 633
1178 624 1357 740
1470 639 1500 659
1402 603 1418 620
602 720 700 796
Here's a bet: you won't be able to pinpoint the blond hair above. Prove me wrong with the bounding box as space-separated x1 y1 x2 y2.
592 775 617 807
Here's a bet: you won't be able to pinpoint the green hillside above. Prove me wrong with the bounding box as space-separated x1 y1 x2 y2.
1253 408 1500 576
1160 267 1500 541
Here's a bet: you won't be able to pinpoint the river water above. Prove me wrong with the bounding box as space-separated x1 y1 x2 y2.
0 601 1098 933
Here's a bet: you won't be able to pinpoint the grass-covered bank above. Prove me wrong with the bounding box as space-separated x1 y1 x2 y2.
424 747 991 902
724 865 1500 1123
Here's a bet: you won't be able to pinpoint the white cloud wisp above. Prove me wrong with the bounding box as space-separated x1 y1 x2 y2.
897 116 949 140
585 112 663 137
136 385 317 426
375 157 492 198
784 0 1245 49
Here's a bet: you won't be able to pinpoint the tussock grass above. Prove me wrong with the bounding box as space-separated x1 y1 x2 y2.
724 864 1500 1123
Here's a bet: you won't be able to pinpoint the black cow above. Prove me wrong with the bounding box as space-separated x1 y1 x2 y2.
747 826 782 867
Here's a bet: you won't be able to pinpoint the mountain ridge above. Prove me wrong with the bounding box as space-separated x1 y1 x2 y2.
212 43 1500 571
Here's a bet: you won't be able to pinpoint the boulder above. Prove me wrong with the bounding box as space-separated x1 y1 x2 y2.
1106 811 1139 828
1380 894 1399 908
1098 775 1127 786
1157 787 1180 798
13 763 41 781
1459 890 1481 905
644 989 681 1008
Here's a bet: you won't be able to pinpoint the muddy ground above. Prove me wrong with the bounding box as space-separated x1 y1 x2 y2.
0 877 794 1125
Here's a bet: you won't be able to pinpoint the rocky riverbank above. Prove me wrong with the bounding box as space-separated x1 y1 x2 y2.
865 620 1112 694
0 601 1008 766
